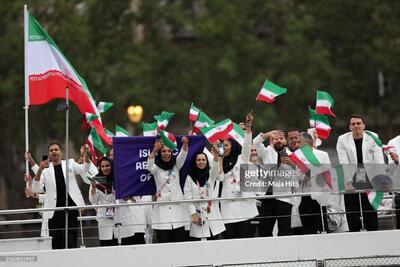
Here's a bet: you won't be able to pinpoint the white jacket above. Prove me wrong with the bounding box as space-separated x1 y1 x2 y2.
253 133 297 205
128 195 153 233
184 160 225 238
336 131 385 185
32 159 89 222
218 132 259 224
147 149 190 230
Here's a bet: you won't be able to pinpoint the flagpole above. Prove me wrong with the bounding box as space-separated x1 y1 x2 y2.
65 86 70 249
24 5 29 188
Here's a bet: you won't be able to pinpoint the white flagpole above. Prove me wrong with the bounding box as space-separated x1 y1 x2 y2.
24 5 29 188
65 86 70 249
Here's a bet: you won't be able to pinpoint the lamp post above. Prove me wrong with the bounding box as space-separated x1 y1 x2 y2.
126 105 144 135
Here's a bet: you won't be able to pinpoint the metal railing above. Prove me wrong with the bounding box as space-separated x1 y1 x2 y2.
0 189 399 249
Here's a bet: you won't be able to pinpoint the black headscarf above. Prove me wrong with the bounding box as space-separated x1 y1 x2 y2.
222 138 242 174
188 152 210 187
96 156 114 193
155 147 176 170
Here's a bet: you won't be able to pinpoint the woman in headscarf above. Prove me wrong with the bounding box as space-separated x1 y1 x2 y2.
183 147 225 240
147 136 189 243
89 157 135 246
218 113 259 239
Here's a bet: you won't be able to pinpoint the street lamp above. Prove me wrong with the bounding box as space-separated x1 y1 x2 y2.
126 105 144 135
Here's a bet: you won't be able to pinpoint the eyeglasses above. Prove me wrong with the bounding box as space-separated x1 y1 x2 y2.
350 122 363 126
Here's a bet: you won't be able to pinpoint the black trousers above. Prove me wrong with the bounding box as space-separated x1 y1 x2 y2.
156 227 185 243
100 239 118 247
131 233 146 244
395 193 400 229
223 219 254 239
48 210 79 249
298 196 328 234
258 199 292 237
344 193 378 231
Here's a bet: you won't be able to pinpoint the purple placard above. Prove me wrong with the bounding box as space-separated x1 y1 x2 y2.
113 135 206 199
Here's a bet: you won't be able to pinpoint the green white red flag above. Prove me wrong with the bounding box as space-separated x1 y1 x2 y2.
315 90 336 117
365 130 394 152
287 145 321 174
159 130 177 150
154 111 174 130
200 119 234 143
367 191 384 210
189 103 200 122
85 112 98 123
25 13 111 145
308 108 331 139
105 128 115 138
115 125 130 137
256 79 287 103
97 101 113 113
142 122 158 137
226 123 245 146
193 111 215 133
87 128 107 156
323 165 346 192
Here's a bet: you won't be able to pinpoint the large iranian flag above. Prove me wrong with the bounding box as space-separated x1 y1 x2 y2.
200 119 233 143
308 108 331 139
26 13 111 145
287 145 321 174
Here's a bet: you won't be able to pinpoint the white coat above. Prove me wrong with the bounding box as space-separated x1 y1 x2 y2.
128 195 153 233
253 134 297 205
32 159 89 225
184 159 225 238
218 132 259 224
336 131 385 185
147 149 190 230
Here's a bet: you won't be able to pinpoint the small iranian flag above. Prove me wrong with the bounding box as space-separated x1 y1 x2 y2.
367 191 384 210
308 108 331 139
97 101 113 113
315 90 336 117
26 13 111 145
193 111 215 133
226 123 245 146
287 145 321 174
256 79 287 103
200 119 234 143
105 128 115 138
85 112 99 123
142 122 158 137
159 130 177 150
115 125 130 137
324 165 346 193
154 111 174 130
189 103 200 122
365 130 394 152
87 128 107 155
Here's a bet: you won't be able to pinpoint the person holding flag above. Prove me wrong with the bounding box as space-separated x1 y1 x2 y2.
336 114 386 231
32 142 91 249
253 129 297 237
147 136 190 243
218 112 258 239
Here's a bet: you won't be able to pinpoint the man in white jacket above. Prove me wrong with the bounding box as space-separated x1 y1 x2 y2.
336 114 385 231
32 142 90 249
